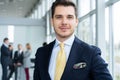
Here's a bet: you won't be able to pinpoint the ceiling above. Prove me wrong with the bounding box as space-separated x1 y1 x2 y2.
0 0 40 18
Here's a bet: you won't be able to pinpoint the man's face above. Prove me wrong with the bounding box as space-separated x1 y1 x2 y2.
5 40 9 45
51 5 78 41
18 45 22 50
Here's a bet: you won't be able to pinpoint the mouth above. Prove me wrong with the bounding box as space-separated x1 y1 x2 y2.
59 27 69 32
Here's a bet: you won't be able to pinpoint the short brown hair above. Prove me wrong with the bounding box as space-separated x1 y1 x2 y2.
3 37 9 42
26 43 31 50
51 0 77 18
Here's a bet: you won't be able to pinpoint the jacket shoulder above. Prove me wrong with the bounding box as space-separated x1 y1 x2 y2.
35 40 55 56
74 37 101 55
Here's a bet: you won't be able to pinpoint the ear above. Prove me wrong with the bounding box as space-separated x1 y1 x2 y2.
75 18 79 27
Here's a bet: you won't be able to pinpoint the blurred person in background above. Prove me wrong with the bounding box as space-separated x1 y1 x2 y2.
8 43 14 80
14 44 24 80
0 38 12 80
23 43 32 80
42 42 47 46
8 44 24 80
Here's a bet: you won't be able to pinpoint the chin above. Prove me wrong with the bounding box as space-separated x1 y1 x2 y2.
56 32 72 38
61 34 71 38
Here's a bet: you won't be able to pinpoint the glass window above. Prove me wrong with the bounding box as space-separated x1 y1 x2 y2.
79 0 90 17
105 0 109 2
8 25 14 42
78 15 95 44
105 7 114 76
91 0 96 10
113 1 120 80
34 9 38 19
38 5 42 19
91 14 96 45
105 7 110 64
41 0 46 17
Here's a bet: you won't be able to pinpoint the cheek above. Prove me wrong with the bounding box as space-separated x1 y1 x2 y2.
73 21 78 28
53 21 59 27
53 26 59 32
70 22 76 28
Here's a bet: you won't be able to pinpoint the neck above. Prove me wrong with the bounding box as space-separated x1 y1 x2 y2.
56 34 74 42
56 37 68 42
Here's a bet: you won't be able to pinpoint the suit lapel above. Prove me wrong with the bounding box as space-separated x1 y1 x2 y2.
42 40 55 79
62 37 84 79
46 40 55 69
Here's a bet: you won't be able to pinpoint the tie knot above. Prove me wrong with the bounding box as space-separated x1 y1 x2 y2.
59 43 64 49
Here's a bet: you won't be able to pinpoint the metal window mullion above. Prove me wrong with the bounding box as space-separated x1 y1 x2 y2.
109 5 114 79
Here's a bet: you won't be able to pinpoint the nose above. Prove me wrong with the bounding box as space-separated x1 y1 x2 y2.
62 17 67 25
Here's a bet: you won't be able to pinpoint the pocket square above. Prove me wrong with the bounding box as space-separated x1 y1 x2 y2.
73 62 87 69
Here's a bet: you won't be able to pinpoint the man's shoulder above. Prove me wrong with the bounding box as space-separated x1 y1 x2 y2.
1 44 5 48
74 37 101 54
36 40 55 55
1 44 8 51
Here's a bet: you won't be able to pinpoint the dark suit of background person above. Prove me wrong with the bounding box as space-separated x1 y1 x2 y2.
34 0 113 80
7 44 15 80
13 50 24 80
0 38 12 80
8 44 24 80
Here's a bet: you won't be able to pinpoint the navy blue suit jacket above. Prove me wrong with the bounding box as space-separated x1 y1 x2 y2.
34 37 113 80
13 51 24 65
1 44 12 66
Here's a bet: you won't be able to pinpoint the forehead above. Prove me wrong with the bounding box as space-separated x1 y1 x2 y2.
54 5 75 16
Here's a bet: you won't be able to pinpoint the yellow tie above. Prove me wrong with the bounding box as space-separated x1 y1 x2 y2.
54 43 66 80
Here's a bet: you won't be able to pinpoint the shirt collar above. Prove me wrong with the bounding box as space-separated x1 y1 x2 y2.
54 34 75 47
3 43 8 48
18 50 23 53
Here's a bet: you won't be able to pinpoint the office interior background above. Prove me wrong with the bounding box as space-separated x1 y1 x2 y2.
0 0 120 80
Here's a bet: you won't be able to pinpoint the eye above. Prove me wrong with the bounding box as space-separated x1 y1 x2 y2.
56 16 62 19
67 15 74 19
55 15 62 19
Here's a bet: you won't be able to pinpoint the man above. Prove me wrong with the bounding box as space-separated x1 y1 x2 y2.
8 44 24 80
0 38 12 80
34 0 113 80
7 44 14 80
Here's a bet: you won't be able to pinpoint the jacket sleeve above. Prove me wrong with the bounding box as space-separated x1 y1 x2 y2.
91 46 113 80
1 45 11 56
33 49 41 80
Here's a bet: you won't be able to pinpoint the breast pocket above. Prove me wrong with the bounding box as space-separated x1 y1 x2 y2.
72 64 90 80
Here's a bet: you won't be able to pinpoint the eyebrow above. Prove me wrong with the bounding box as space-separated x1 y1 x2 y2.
67 15 74 17
55 14 74 17
55 15 62 17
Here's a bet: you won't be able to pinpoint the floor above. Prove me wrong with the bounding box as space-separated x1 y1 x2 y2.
0 64 34 80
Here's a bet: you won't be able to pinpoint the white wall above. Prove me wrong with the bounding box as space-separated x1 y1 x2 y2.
0 26 8 46
14 26 46 58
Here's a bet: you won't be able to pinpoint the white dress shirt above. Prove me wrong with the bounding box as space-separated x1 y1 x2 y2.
48 34 75 80
3 43 8 48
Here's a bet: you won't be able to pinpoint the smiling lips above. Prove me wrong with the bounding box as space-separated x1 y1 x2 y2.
59 26 69 32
